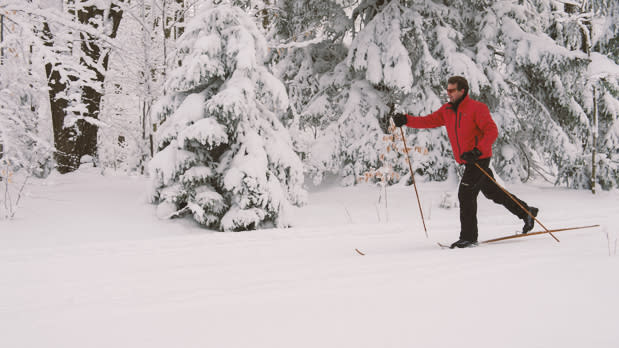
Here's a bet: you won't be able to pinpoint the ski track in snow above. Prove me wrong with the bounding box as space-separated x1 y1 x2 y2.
1 168 618 348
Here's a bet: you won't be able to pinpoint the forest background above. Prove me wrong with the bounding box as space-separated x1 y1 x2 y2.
1 0 618 228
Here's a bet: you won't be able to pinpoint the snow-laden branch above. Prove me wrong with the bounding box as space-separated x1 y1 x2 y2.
4 5 122 51
269 35 325 50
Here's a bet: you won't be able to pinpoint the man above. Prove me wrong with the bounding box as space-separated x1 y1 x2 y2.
392 76 538 248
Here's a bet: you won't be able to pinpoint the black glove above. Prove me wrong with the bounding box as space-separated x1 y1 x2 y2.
392 113 408 127
460 147 482 164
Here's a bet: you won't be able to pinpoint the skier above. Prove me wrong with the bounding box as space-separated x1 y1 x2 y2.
392 76 538 248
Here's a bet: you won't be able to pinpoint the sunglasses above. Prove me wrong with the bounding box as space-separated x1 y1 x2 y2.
446 88 460 93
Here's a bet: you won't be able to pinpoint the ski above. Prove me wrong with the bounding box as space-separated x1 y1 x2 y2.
439 224 599 248
437 242 478 249
482 224 599 244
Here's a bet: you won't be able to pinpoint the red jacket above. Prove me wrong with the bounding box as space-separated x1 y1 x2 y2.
404 95 498 164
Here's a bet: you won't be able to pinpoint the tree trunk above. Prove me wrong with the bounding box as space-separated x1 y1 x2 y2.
1 14 4 161
44 1 125 173
174 0 185 39
163 0 185 39
1 14 5 63
43 22 79 173
592 86 597 194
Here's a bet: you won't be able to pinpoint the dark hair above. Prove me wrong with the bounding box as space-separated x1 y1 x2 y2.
448 76 469 94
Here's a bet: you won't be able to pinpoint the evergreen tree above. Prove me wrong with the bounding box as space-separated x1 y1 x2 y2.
270 0 349 117
148 4 306 231
303 0 456 185
254 0 350 181
304 0 619 190
590 0 619 189
493 0 619 189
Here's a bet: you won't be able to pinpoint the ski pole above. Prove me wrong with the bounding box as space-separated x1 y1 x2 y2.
473 162 559 242
399 127 428 238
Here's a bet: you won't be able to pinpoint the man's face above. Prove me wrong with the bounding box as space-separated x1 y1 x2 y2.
447 83 465 103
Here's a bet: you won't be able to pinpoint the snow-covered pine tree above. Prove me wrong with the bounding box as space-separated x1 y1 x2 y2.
148 4 306 231
591 0 618 62
220 0 351 180
302 0 460 185
265 0 349 181
590 0 619 189
403 0 619 189
267 0 349 115
304 0 619 191
456 0 584 184
382 0 587 184
488 0 619 190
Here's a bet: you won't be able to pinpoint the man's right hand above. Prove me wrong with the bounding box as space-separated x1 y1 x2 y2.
460 148 482 164
392 113 408 127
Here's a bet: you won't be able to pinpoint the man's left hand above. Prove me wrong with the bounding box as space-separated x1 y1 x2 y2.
460 148 482 164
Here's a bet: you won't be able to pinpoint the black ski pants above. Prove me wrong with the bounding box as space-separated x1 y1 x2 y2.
458 158 530 242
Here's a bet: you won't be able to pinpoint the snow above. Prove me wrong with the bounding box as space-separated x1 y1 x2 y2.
222 131 268 191
588 52 619 81
156 92 209 148
500 144 516 161
2 2 619 345
1 168 618 348
347 2 413 92
148 140 197 186
178 117 229 148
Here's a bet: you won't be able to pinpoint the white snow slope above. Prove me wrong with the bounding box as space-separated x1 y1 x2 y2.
1 167 618 348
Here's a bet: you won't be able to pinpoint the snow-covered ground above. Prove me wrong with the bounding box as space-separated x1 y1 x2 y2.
1 168 618 348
